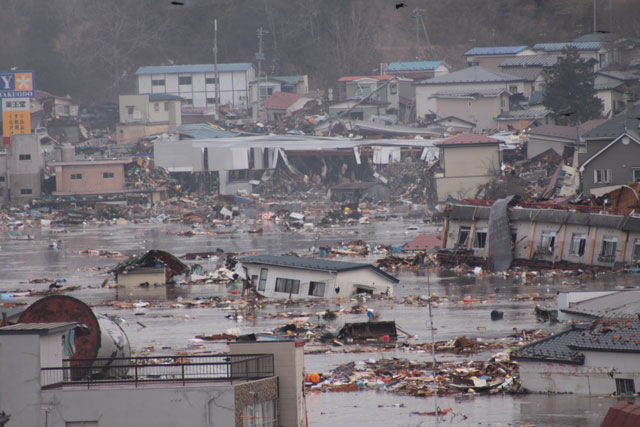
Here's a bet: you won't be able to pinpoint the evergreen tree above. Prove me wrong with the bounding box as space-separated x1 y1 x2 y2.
543 46 602 125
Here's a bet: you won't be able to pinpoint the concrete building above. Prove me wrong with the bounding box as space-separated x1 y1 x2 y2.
0 321 305 427
239 255 398 299
0 134 43 206
463 46 535 71
116 93 182 144
434 133 502 200
136 63 256 110
52 160 130 196
512 318 640 395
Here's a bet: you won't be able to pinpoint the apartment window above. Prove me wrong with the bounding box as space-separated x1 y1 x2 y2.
258 268 268 291
18 154 31 160
178 76 192 85
164 102 169 112
205 77 218 84
242 399 277 427
154 103 159 112
206 97 219 105
274 278 300 294
126 106 135 115
20 188 32 195
538 232 556 255
390 83 398 94
473 227 488 249
259 87 274 98
615 378 635 395
103 172 114 179
569 233 587 257
457 226 471 247
633 168 640 183
308 281 326 297
594 169 611 184
599 237 617 262
0 176 4 182
151 79 165 86
509 85 518 94
70 173 82 180
634 239 640 261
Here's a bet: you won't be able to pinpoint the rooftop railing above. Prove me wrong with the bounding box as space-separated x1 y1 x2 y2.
41 354 274 390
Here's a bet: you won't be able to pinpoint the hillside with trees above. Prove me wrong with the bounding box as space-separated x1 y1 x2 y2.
1 0 639 103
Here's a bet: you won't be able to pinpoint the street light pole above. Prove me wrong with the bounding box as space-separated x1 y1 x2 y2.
213 19 220 120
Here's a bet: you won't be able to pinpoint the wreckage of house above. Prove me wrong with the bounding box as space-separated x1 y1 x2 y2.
440 201 640 269
239 255 398 299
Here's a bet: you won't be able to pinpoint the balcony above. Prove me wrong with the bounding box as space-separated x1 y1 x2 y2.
41 354 274 390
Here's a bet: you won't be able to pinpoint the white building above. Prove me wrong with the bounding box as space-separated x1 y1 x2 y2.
136 63 256 110
240 255 398 299
512 318 640 396
0 322 306 427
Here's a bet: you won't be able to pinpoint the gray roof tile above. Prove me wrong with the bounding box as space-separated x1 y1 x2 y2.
511 328 585 364
500 55 558 68
416 66 523 85
571 318 640 353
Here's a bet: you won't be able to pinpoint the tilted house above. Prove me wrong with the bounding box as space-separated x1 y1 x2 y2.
111 250 189 288
239 255 398 299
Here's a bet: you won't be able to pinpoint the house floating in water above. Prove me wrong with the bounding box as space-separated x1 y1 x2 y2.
111 250 189 288
239 255 398 299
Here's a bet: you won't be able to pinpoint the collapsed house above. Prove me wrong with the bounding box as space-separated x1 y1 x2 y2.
440 199 640 270
111 250 189 287
239 255 398 299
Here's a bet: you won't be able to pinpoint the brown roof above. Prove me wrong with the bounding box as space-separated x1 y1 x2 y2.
600 402 640 427
404 234 441 251
263 92 304 110
434 133 502 146
529 120 608 140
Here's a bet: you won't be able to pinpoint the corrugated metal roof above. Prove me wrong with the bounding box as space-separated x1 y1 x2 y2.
270 75 306 84
136 63 254 75
499 55 558 68
532 42 602 52
385 61 449 71
502 68 543 81
176 123 237 139
464 46 529 56
239 255 399 283
416 66 523 85
435 133 502 147
0 322 78 334
511 328 585 364
563 291 640 318
430 88 509 98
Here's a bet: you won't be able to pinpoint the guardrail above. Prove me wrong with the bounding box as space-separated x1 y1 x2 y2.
41 354 274 390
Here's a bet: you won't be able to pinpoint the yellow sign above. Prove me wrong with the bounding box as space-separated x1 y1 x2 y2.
3 110 31 138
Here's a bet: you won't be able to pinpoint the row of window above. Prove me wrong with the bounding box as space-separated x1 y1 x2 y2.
594 168 640 184
151 77 219 87
460 226 637 262
253 268 327 297
70 172 115 180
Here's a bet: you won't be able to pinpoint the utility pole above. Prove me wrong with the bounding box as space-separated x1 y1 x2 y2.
593 0 597 33
254 27 268 121
213 19 220 120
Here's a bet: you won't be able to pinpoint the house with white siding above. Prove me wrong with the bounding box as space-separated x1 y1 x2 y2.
135 63 255 110
239 255 398 299
463 46 535 71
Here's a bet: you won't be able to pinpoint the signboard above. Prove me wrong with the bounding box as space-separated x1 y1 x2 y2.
3 110 31 138
0 71 35 98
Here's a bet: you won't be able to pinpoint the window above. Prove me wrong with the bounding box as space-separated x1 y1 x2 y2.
70 173 82 180
178 76 192 85
599 53 607 67
390 83 398 94
164 102 169 112
182 98 193 106
0 176 5 182
538 232 555 255
20 188 32 195
594 169 611 184
154 103 159 112
633 168 640 183
251 275 258 289
473 228 487 249
206 77 218 85
500 96 506 109
615 378 635 395
599 237 617 262
243 399 277 427
308 281 326 297
259 87 274 98
206 97 219 105
274 278 300 294
18 154 31 160
633 239 640 261
509 85 518 94
457 226 470 247
258 268 268 291
103 172 114 179
569 233 587 257
151 79 165 86
126 106 135 115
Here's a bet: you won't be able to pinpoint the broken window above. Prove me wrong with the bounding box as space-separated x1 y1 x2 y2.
615 378 635 395
473 227 488 249
537 232 555 255
308 281 326 297
274 278 300 294
126 106 135 115
457 226 471 247
178 76 192 85
243 399 277 427
599 237 617 262
594 169 611 184
569 233 587 257
258 268 268 291
251 275 258 289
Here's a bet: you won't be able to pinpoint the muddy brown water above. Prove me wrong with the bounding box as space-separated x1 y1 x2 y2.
1 220 637 425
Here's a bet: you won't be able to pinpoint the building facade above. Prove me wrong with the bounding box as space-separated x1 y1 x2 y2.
53 160 130 196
